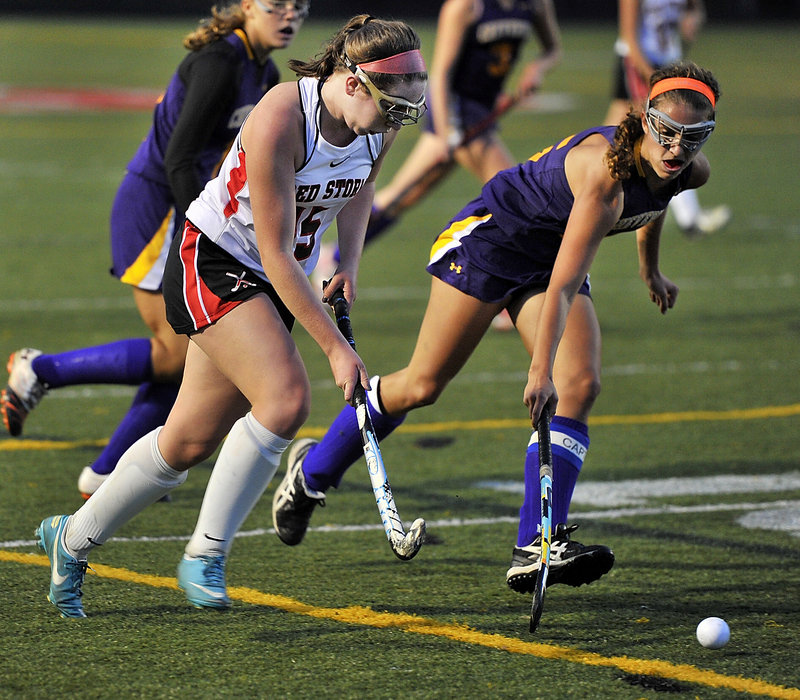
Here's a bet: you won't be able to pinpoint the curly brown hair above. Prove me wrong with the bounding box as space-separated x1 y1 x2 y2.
182 3 246 51
605 61 721 180
288 14 426 91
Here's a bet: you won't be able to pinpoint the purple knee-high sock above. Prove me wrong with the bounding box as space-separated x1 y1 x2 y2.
302 379 406 492
91 381 180 475
516 416 589 547
31 338 153 388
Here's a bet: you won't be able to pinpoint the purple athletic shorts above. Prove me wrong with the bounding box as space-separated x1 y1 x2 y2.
426 198 591 304
109 171 182 291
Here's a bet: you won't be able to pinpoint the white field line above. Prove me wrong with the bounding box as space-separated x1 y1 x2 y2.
4 498 800 549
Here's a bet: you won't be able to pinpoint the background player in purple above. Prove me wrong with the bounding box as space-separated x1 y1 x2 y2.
314 0 561 310
604 0 729 237
1 0 306 497
273 61 721 597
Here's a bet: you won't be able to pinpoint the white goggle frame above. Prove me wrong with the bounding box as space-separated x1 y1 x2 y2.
344 57 426 127
645 105 715 152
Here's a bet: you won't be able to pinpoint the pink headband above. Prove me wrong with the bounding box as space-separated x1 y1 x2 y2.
357 49 426 75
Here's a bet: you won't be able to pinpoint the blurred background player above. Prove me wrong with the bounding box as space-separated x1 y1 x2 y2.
1 0 307 497
273 61 721 597
35 14 428 618
315 0 562 332
604 0 729 237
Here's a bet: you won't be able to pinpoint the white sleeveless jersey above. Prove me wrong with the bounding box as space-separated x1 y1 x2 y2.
615 0 686 66
186 76 384 281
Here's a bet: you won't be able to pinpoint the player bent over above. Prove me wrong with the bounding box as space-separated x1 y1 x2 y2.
274 61 722 594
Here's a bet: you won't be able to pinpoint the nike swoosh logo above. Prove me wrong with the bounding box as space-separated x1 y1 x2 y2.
204 533 225 542
189 582 228 599
51 517 68 586
330 155 351 167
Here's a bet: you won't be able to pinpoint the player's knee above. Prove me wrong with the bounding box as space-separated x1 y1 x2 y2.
151 338 188 383
165 437 219 469
405 376 445 410
563 371 601 411
254 383 310 437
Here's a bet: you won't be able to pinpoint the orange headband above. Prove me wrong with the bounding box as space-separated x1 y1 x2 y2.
649 77 715 109
358 49 426 75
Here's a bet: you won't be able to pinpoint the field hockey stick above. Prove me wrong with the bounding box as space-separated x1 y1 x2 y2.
529 411 553 633
329 289 426 561
369 91 525 232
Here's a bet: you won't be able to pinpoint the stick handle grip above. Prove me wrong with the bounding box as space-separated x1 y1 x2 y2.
535 412 552 471
329 288 369 411
330 289 356 351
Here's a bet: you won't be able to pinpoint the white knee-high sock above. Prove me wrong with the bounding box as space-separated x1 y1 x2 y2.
185 412 290 559
670 189 701 229
65 428 187 557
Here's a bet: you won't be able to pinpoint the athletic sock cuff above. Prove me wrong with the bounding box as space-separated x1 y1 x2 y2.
366 375 386 414
149 427 188 485
551 415 589 440
243 412 292 456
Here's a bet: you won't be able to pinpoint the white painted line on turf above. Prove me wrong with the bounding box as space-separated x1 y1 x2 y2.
4 498 800 549
479 472 800 505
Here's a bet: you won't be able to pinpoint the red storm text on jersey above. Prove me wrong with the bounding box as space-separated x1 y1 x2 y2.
186 76 383 282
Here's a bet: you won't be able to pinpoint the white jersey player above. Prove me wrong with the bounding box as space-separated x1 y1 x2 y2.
34 15 428 619
187 76 385 282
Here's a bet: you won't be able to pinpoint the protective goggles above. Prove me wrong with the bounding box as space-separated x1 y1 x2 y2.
253 0 310 20
645 106 715 152
344 57 426 127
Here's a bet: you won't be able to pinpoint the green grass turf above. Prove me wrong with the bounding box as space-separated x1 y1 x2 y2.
1 15 799 699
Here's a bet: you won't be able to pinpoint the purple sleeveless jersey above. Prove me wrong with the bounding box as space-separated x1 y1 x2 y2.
427 126 692 303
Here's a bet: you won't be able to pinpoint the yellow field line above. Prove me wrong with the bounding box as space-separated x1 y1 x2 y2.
2 550 798 699
3 403 799 450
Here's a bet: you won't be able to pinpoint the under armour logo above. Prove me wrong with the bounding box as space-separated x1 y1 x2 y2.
449 261 463 274
226 271 257 292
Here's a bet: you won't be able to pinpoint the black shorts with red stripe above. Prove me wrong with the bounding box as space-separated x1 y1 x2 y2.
163 220 294 335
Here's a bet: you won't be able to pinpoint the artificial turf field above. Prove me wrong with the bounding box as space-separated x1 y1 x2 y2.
1 14 799 699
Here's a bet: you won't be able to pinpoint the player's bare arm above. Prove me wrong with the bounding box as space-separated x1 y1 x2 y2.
636 213 679 314
524 137 622 423
331 131 399 305
519 0 562 95
243 85 365 397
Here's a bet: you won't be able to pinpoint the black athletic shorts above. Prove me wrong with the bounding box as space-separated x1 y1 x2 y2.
163 220 295 335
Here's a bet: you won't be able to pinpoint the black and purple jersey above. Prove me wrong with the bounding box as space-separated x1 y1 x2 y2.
482 126 690 237
427 126 692 303
125 29 280 214
451 0 537 107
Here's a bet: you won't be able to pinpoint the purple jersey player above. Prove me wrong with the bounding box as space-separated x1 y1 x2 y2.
2 0 306 497
273 61 721 597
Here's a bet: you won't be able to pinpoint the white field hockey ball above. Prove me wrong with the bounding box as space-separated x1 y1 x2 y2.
696 617 730 649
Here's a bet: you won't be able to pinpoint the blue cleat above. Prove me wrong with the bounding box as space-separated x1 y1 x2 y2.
177 554 231 610
36 515 88 618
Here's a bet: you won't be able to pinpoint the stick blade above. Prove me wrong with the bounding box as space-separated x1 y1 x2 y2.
529 567 548 632
390 518 426 561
